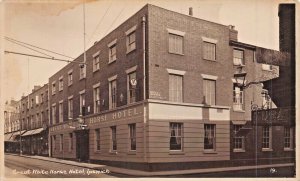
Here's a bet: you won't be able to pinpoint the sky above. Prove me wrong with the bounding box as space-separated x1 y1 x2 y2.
0 0 291 106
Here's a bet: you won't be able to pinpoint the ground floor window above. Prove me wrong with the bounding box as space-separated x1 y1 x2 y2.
111 126 117 151
284 127 293 150
95 129 101 151
233 125 245 151
59 134 63 152
129 124 136 151
69 133 73 151
204 124 216 150
262 126 272 149
52 135 56 151
170 122 183 151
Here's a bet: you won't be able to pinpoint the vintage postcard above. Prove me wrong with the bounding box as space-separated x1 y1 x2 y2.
1 0 297 179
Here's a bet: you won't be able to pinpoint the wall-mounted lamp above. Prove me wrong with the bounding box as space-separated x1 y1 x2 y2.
233 66 247 88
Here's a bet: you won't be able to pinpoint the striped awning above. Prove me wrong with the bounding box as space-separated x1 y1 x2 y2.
21 128 44 137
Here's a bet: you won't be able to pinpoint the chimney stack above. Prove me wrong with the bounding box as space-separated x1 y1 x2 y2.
189 7 193 16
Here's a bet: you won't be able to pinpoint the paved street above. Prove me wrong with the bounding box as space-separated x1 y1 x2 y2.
5 154 117 178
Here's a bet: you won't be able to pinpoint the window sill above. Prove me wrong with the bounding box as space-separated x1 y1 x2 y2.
79 77 86 81
262 148 273 152
59 89 63 92
169 151 185 155
109 151 118 155
68 84 73 87
203 58 217 62
126 48 136 54
233 64 245 67
203 150 217 154
233 149 246 153
168 52 184 56
93 69 99 73
284 148 294 151
233 109 245 113
108 59 116 65
127 150 136 155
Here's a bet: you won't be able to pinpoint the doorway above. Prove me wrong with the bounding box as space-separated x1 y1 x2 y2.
75 129 89 162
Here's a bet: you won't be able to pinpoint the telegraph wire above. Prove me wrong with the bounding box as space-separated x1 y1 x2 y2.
103 4 126 37
6 38 54 58
5 36 74 59
87 1 112 44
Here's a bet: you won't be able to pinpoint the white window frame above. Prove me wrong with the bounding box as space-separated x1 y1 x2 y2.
52 81 56 95
233 124 245 152
79 90 85 116
59 76 63 91
169 122 183 151
93 51 100 72
262 126 272 151
59 100 63 123
93 83 101 113
167 28 185 55
126 25 137 54
233 48 245 66
108 39 117 63
233 84 244 111
68 96 73 119
204 124 216 151
108 75 117 109
68 70 73 86
284 127 294 150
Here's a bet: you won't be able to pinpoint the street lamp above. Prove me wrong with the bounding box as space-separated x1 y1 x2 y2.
233 65 247 88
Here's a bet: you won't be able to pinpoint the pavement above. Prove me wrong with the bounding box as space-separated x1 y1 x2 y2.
6 153 295 177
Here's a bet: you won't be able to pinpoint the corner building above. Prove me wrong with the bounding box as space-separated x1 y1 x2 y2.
48 4 290 170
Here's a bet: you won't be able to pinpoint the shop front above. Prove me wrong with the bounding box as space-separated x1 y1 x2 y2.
21 128 48 156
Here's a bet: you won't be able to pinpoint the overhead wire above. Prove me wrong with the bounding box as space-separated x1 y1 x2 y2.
103 4 126 37
5 36 74 59
87 1 112 44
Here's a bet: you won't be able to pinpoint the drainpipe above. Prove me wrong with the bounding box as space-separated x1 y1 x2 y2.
142 15 148 164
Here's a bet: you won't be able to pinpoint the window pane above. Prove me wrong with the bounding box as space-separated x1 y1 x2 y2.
170 123 183 151
169 74 183 102
203 42 216 60
204 124 215 150
169 34 183 54
203 79 216 105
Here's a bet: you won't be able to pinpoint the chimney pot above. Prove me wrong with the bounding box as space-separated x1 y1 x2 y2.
189 7 193 16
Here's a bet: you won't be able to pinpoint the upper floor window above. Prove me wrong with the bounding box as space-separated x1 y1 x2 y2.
31 98 34 108
169 74 183 102
126 25 137 54
79 91 86 116
52 81 56 95
167 28 185 55
203 79 216 105
262 89 271 109
40 93 44 103
52 104 56 124
169 34 183 55
93 86 100 114
170 122 183 151
68 71 73 86
108 39 117 63
203 42 216 61
233 84 244 111
68 97 73 119
109 76 117 109
93 54 100 72
233 49 244 66
204 124 216 151
59 77 63 91
79 64 86 79
59 101 63 123
128 71 137 104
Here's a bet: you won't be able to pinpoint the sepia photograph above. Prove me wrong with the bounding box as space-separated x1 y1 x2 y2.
1 0 297 179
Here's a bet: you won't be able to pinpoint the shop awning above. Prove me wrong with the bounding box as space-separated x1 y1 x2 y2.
4 133 14 142
21 128 44 137
31 128 44 135
12 130 26 136
21 130 35 137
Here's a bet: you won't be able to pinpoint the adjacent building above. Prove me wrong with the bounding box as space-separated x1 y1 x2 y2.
19 84 49 156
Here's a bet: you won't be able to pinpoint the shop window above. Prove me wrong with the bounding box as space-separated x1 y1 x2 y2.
111 126 117 151
95 129 100 151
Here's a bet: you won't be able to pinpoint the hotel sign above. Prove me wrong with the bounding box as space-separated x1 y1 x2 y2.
88 105 143 124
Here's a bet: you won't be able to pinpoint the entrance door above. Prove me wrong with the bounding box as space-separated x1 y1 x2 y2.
75 130 89 162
